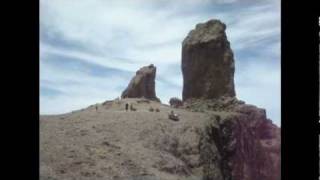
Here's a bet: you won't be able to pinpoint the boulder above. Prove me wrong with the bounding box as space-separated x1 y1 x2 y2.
169 97 183 108
121 64 160 102
182 19 236 101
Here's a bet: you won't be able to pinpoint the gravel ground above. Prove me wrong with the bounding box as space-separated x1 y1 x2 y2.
40 98 228 180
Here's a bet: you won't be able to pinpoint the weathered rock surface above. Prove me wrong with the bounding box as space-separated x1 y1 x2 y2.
195 101 281 180
40 98 280 180
182 19 236 101
121 64 160 102
169 97 183 108
184 96 245 112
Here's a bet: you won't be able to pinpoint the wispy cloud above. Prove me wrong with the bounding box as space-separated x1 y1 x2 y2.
40 0 280 126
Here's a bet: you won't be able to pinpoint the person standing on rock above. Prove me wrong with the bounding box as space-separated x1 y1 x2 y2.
125 103 129 111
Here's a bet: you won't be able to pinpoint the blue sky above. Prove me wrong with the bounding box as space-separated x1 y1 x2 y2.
40 0 280 126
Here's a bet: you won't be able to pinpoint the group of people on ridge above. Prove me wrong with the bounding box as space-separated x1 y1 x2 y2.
125 103 136 111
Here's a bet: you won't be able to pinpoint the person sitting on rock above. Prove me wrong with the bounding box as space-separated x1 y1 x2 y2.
168 110 179 121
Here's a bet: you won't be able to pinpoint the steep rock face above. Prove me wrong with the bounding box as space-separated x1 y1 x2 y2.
182 19 236 101
197 102 281 180
230 105 281 180
121 64 160 102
